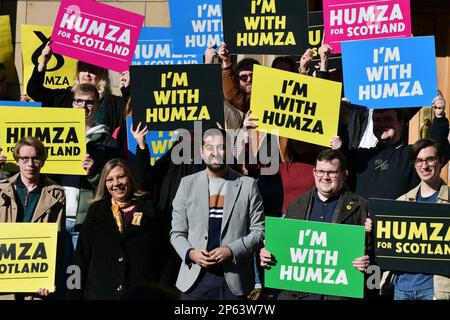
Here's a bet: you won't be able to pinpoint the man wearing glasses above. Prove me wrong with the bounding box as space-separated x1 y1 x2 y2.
0 136 65 299
218 42 260 114
380 139 450 300
260 149 371 300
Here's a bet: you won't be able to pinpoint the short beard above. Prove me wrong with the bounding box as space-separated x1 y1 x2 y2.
206 163 226 172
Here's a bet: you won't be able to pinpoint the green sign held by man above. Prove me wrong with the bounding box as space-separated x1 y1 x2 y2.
264 217 365 299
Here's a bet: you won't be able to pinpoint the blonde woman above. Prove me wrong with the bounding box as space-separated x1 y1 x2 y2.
69 158 172 300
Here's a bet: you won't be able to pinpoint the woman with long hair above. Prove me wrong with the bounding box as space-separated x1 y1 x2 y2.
69 158 173 300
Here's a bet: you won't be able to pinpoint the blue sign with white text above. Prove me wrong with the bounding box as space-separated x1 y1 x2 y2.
169 0 223 55
342 36 437 109
132 27 202 65
126 116 173 165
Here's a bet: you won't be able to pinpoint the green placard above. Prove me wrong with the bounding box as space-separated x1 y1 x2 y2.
265 217 365 299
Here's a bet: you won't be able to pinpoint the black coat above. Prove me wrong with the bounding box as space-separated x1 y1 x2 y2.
68 196 170 300
285 185 368 226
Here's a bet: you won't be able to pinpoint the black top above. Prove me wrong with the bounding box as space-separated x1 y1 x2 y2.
349 142 420 200
430 115 449 146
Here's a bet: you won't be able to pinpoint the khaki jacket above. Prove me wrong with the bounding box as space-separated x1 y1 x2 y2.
0 173 66 300
380 181 450 300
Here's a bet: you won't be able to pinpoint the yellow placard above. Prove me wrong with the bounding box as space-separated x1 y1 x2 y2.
0 15 14 84
21 24 77 95
0 223 58 293
0 106 87 175
250 64 342 147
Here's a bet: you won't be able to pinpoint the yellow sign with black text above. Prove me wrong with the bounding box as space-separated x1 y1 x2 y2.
0 223 58 293
0 107 86 175
0 15 14 85
250 64 341 147
21 24 76 95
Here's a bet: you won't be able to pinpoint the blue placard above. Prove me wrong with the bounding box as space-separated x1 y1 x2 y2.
125 116 173 164
169 0 223 55
342 36 437 109
132 27 202 65
0 101 41 107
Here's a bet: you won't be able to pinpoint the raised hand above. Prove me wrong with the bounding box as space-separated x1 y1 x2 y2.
130 122 149 150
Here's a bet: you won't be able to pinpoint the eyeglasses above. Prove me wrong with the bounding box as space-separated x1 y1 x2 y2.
17 156 42 165
413 157 438 167
73 98 96 108
313 169 340 178
433 106 444 110
238 73 253 82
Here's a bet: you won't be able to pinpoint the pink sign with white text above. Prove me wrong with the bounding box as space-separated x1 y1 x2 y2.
323 0 411 53
51 0 144 73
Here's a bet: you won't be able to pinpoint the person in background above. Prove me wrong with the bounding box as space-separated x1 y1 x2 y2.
218 42 260 114
430 90 450 159
27 40 127 132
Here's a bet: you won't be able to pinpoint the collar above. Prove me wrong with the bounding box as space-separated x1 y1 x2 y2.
376 140 403 150
313 188 344 204
15 174 44 193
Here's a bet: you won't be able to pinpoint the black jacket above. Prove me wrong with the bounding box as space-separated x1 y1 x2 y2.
135 143 205 216
27 66 126 131
68 196 171 300
285 186 368 226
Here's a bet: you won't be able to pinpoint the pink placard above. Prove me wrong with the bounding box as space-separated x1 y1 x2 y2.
323 0 411 53
51 0 144 73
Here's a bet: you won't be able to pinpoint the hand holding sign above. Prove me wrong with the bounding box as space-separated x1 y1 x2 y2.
38 40 53 72
37 287 51 297
243 110 258 130
329 135 343 150
218 42 232 68
364 218 372 233
82 153 94 176
318 44 333 72
119 71 130 90
299 48 313 74
204 44 218 64
260 240 276 268
352 255 370 272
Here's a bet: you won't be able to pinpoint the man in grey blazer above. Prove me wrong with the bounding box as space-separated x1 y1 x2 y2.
170 127 265 299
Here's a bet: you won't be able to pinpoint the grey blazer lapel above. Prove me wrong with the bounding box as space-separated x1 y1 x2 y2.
197 170 210 228
221 170 242 235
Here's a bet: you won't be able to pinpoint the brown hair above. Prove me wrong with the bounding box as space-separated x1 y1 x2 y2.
410 138 444 165
74 83 100 104
13 136 48 162
316 149 348 171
